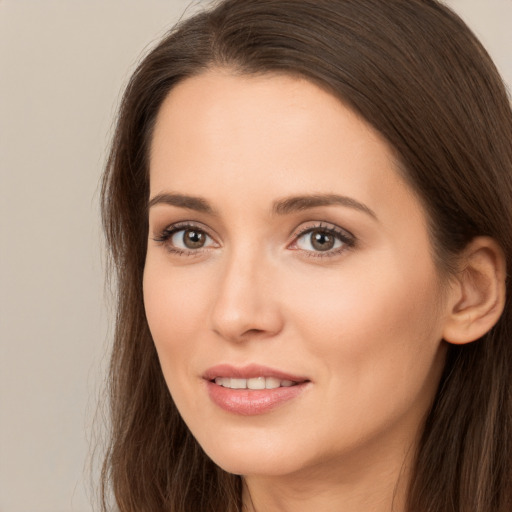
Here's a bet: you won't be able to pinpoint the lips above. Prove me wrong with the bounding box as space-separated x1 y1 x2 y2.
214 376 296 389
203 363 308 383
203 364 310 415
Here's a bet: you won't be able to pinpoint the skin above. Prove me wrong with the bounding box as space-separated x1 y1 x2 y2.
143 69 455 512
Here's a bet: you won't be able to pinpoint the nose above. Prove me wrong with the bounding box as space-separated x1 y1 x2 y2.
210 249 284 343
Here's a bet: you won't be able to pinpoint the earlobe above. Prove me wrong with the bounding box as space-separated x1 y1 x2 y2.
442 237 506 345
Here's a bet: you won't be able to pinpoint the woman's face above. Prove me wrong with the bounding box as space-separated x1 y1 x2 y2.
144 70 450 479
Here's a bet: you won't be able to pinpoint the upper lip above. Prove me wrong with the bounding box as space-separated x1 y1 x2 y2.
203 363 309 383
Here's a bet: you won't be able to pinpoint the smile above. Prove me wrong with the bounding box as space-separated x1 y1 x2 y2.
213 376 297 389
204 365 310 415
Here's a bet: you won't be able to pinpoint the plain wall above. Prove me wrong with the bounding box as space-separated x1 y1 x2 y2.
0 1 510 511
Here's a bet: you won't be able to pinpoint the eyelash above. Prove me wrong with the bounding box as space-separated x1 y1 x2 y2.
291 222 355 258
152 221 215 258
152 221 356 259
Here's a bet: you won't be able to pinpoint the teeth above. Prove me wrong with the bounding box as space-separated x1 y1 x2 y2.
265 377 281 389
247 377 265 390
230 378 246 389
214 377 298 389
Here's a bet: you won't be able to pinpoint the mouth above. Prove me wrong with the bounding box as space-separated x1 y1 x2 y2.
203 364 310 415
212 376 299 390
203 363 309 388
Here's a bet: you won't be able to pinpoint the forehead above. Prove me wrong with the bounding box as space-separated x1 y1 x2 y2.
149 69 421 226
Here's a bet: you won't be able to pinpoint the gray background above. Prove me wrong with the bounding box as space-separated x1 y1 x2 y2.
1 1 511 511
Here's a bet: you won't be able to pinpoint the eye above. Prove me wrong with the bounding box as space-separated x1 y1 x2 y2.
171 228 212 250
153 223 217 255
291 223 355 257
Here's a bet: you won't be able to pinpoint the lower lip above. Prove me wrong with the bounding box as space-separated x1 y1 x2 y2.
205 380 309 415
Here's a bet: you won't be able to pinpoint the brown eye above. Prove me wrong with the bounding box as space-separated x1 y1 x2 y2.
167 227 215 251
182 229 206 249
294 225 351 255
310 230 335 251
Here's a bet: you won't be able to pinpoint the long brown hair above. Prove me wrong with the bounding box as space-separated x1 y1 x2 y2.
100 0 512 510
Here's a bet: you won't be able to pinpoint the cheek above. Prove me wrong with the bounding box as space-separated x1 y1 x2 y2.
286 254 442 345
281 252 445 419
142 259 213 371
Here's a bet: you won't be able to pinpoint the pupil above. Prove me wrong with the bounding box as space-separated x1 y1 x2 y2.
312 230 334 251
184 230 204 249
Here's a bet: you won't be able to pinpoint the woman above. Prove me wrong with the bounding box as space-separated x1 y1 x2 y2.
100 0 512 510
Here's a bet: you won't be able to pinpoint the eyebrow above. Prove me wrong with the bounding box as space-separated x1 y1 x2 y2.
148 192 377 220
271 194 377 219
148 193 215 214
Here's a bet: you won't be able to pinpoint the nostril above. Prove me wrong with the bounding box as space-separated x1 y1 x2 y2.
244 328 265 336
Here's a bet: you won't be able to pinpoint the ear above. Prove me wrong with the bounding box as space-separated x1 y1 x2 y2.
443 237 506 345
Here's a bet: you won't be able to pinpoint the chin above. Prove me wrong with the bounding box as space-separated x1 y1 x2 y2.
196 432 307 477
210 453 302 478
